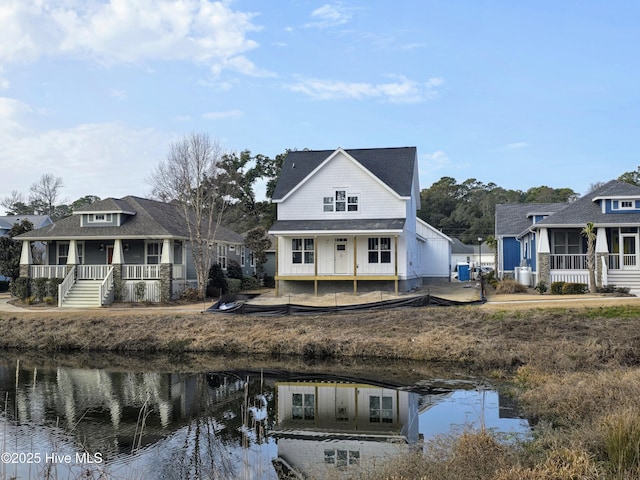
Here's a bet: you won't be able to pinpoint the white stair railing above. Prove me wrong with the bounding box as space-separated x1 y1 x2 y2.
58 266 76 307
99 266 114 306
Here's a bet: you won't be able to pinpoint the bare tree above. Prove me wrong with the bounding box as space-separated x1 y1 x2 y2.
29 173 64 217
1 190 32 215
148 132 228 296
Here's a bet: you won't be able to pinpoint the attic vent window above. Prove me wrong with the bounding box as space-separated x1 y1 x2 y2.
89 213 112 223
621 201 633 208
614 200 636 210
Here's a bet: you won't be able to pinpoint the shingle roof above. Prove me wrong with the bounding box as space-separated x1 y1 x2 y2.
535 180 640 227
495 203 567 236
270 218 406 232
271 147 417 200
0 215 52 231
16 196 244 243
451 238 475 254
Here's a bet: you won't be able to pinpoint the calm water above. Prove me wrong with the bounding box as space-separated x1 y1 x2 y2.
0 352 529 479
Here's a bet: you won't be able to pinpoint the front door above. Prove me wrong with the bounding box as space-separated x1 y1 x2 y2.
622 234 638 268
334 240 348 274
107 246 114 265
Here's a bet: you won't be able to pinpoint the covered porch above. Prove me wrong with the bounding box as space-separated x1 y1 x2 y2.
20 237 189 306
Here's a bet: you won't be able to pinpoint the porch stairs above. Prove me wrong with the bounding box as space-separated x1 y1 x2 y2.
606 271 640 296
60 280 104 308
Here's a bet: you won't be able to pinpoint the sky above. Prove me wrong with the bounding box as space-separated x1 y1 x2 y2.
1 0 639 214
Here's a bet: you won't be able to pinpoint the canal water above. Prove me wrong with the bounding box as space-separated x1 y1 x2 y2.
0 352 529 479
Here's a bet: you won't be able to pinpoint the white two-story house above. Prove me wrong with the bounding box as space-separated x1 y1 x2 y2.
269 147 452 296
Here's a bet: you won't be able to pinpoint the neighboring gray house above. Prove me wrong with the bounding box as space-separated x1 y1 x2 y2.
0 215 53 281
495 180 640 293
15 196 252 307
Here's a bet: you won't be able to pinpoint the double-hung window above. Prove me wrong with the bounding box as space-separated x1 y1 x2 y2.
326 190 358 212
368 237 391 263
217 244 227 269
147 242 161 264
292 238 314 264
369 395 393 423
292 393 315 420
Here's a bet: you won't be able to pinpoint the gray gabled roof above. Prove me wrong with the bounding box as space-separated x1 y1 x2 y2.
495 203 567 236
0 215 53 231
451 237 476 254
16 196 244 243
534 180 640 227
271 147 417 200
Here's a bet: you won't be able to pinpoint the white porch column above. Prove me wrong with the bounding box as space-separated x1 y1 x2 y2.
67 239 78 264
19 240 32 265
161 239 173 264
112 239 125 264
537 228 550 253
595 227 608 254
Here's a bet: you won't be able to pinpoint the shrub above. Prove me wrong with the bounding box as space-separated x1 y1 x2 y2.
550 281 566 295
534 281 548 295
495 279 528 294
208 263 228 296
32 277 49 301
180 287 201 302
226 278 242 293
0 280 9 292
262 273 275 288
134 281 146 302
562 282 588 295
49 278 63 300
241 276 259 291
43 296 56 306
226 260 243 279
9 277 30 299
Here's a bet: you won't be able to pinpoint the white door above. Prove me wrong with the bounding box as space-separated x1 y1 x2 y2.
334 242 349 274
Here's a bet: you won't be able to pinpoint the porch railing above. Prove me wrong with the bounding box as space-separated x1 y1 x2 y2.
123 265 160 280
78 265 112 280
605 254 637 269
58 266 76 307
31 265 67 278
550 254 587 270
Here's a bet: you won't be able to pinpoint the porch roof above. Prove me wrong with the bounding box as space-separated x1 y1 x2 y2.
269 218 406 234
534 180 640 228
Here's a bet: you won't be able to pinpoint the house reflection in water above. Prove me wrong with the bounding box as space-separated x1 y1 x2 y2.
271 380 423 478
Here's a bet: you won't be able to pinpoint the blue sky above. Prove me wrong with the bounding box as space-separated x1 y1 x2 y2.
1 0 639 213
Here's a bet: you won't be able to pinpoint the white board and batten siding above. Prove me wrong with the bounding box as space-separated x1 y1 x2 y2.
277 152 407 221
416 219 452 278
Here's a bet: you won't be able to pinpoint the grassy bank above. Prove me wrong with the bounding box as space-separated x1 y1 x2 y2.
3 303 640 478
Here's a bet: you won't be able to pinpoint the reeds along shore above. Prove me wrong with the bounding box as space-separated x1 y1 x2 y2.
2 304 640 478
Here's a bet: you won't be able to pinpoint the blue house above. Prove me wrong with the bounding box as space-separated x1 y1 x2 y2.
496 180 640 293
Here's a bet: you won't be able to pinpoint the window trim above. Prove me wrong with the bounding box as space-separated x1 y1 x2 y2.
292 238 315 264
368 237 392 264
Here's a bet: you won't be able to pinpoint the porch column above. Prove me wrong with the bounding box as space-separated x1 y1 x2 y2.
394 236 399 295
314 235 318 297
537 228 551 286
275 237 280 297
19 240 32 278
112 239 124 298
160 239 173 302
67 239 78 276
595 227 608 288
353 235 357 295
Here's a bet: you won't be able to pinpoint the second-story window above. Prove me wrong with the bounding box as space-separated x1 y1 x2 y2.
326 190 358 212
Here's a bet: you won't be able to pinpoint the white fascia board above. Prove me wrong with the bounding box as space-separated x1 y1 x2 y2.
278 147 406 203
269 229 404 236
416 217 453 243
20 235 189 241
593 195 640 202
72 210 136 215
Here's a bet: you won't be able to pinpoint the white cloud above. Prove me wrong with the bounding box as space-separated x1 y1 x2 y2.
287 75 444 103
0 98 171 206
108 88 127 100
0 0 262 76
201 110 243 120
305 3 354 29
422 150 451 170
